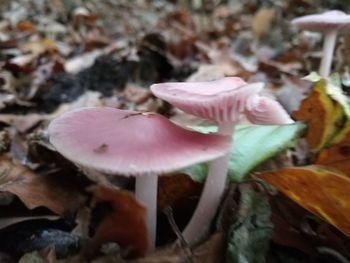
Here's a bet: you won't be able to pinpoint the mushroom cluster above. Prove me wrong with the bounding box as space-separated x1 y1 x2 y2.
48 107 230 251
151 77 293 244
48 77 292 252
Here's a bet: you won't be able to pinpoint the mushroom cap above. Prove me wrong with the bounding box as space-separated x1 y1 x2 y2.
48 107 230 176
245 95 294 124
151 77 264 123
291 10 350 32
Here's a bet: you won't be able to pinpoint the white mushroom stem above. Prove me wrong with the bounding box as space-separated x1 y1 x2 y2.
135 174 158 251
182 122 234 245
319 30 337 77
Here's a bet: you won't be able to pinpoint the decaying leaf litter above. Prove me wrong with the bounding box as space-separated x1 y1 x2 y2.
1 0 350 262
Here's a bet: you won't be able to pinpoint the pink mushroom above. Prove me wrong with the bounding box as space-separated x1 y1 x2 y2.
151 77 293 244
291 10 350 76
48 107 230 251
245 94 294 124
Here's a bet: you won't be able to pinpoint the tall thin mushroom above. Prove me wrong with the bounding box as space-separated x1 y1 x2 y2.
151 77 293 244
48 107 230 251
292 10 350 77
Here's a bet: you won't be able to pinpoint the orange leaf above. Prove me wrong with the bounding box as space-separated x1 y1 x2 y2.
316 120 350 177
293 79 345 151
257 166 350 237
16 21 36 32
90 186 149 258
0 156 85 214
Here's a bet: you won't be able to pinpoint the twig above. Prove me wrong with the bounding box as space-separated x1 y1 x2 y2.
163 206 193 262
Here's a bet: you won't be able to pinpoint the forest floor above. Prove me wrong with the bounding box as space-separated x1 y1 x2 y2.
0 0 350 262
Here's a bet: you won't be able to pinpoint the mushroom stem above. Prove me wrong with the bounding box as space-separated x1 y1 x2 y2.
319 30 337 77
135 175 158 251
182 122 234 244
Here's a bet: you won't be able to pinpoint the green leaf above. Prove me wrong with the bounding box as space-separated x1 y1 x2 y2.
183 123 305 182
226 186 273 263
181 163 209 183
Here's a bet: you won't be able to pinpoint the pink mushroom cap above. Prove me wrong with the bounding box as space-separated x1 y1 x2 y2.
291 10 350 32
151 77 264 123
48 107 231 176
245 95 294 125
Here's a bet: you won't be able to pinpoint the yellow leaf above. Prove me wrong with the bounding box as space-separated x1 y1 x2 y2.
316 118 350 177
293 79 345 151
22 38 57 56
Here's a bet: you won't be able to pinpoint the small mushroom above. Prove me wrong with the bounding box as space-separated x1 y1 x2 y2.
151 77 293 244
48 107 230 251
245 94 294 124
291 10 350 76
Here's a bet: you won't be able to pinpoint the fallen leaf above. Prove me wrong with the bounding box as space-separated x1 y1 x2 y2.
226 185 273 263
0 114 45 133
316 119 350 177
293 79 345 151
22 38 57 56
269 192 350 259
158 173 202 211
157 173 203 242
257 166 350 237
269 193 319 256
16 21 36 32
304 73 350 115
186 63 239 82
64 50 104 74
183 123 305 182
252 8 275 38
89 186 149 259
0 156 85 215
6 53 36 73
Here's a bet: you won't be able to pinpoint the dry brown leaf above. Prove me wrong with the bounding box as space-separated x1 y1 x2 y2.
257 166 350 237
158 173 202 211
6 53 36 73
252 8 275 38
0 156 86 215
22 38 57 56
316 120 350 177
89 186 149 259
0 114 45 133
16 21 36 32
186 63 239 82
